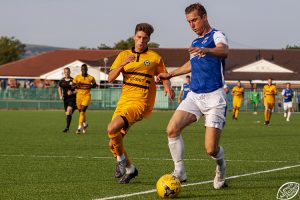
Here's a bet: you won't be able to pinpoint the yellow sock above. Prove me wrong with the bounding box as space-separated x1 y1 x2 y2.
264 110 268 121
268 111 272 121
235 109 239 118
109 133 123 156
79 112 85 126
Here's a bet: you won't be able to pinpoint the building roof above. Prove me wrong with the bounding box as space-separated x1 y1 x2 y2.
1 48 300 83
0 49 121 78
225 49 300 81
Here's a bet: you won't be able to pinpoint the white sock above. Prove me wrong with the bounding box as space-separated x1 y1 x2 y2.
211 146 225 167
78 125 82 129
83 122 87 126
284 112 287 117
168 135 185 174
116 154 125 162
126 164 135 174
287 111 291 120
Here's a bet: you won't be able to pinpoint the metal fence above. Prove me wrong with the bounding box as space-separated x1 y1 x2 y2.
0 87 299 111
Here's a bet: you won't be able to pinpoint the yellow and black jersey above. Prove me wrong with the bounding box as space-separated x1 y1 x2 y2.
232 86 244 97
73 74 96 96
263 84 277 102
111 48 167 103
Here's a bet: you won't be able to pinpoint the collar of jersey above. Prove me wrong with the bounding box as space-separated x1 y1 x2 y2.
131 47 148 54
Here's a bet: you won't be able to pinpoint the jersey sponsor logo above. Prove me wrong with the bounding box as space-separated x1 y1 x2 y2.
277 182 299 200
202 37 209 44
144 60 150 66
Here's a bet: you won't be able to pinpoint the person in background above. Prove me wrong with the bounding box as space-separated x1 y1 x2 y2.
178 75 191 104
58 67 77 133
231 81 244 120
250 88 260 114
298 91 300 112
73 64 97 134
263 78 277 125
281 82 293 122
223 83 229 94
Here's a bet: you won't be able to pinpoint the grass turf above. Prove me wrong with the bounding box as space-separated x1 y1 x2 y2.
0 110 299 200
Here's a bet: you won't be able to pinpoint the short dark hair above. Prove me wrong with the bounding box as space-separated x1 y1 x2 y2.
135 23 154 37
64 67 70 71
185 3 207 17
81 64 87 68
186 75 191 79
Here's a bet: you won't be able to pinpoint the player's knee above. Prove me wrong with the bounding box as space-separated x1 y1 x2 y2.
107 123 120 138
108 139 113 149
166 124 176 137
205 146 217 156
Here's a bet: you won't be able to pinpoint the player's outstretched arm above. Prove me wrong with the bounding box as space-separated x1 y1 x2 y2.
162 80 175 100
157 61 191 81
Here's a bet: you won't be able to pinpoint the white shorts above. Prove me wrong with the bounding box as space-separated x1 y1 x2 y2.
177 88 227 129
283 101 292 110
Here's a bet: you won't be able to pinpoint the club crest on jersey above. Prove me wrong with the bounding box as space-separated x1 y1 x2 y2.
144 60 150 66
202 37 209 44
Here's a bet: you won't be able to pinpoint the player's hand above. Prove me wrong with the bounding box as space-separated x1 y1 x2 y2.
121 54 136 66
67 90 72 96
156 73 172 82
188 47 207 58
164 86 175 100
59 96 63 100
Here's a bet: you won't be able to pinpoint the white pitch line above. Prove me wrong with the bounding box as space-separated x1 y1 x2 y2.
94 164 300 200
0 154 298 164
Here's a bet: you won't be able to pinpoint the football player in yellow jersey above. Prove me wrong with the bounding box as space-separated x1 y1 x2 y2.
231 81 244 120
107 23 175 184
263 78 277 125
73 64 97 134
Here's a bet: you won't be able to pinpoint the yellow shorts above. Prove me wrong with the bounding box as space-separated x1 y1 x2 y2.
233 97 243 108
112 100 147 130
76 94 91 108
264 100 275 110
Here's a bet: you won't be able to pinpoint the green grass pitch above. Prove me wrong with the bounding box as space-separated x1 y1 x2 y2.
0 110 299 200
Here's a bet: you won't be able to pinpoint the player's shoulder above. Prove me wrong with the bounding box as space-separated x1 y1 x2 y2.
88 74 95 79
118 49 131 56
147 49 162 58
74 74 82 80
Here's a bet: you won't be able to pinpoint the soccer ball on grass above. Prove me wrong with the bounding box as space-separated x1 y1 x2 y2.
156 174 181 198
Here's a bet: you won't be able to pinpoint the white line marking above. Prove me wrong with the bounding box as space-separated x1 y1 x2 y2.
0 154 298 164
94 164 300 200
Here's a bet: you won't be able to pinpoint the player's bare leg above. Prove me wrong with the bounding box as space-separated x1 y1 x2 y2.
167 110 196 182
205 127 227 189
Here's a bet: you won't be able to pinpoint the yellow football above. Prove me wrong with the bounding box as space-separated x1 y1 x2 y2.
156 174 181 198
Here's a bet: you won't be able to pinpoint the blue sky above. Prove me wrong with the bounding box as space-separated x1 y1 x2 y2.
1 0 299 49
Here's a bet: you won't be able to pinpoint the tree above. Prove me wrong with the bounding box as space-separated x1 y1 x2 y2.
114 37 134 50
81 37 160 50
0 36 26 65
97 43 112 50
148 42 160 48
286 44 300 49
79 46 97 50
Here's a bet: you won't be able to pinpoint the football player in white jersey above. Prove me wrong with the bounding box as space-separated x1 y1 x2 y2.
281 83 293 121
158 3 228 189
